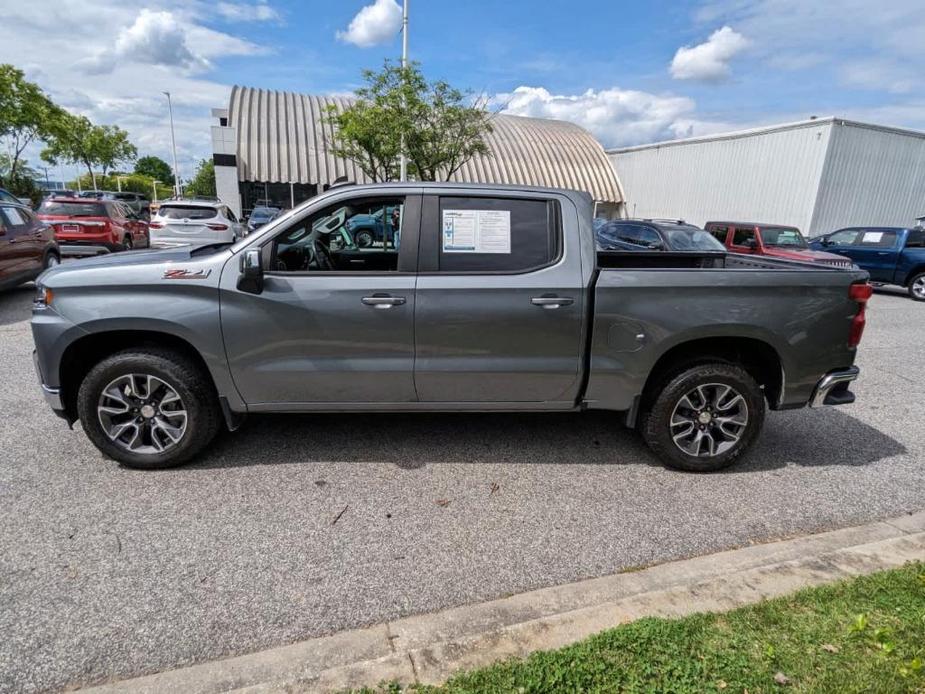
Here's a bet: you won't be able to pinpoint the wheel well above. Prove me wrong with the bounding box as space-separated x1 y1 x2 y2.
904 265 925 286
640 337 784 413
59 331 216 421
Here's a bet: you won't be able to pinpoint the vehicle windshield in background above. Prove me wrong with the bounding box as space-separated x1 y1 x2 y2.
158 205 216 220
39 200 106 216
762 226 807 248
664 227 727 251
250 207 279 221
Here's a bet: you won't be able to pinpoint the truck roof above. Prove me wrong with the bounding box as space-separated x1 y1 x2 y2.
322 180 595 203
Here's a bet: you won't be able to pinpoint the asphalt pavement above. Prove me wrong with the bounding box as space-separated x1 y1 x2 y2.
1 283 924 693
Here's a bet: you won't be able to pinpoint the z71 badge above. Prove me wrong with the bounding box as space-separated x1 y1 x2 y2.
162 268 212 280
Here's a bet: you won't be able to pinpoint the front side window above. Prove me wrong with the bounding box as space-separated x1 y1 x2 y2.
827 229 860 245
663 227 727 251
437 196 556 272
1 206 29 228
732 227 757 246
271 197 405 273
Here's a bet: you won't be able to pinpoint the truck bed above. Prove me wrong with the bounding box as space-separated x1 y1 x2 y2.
596 250 854 272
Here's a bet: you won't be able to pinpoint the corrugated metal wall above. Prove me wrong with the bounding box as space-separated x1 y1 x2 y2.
811 121 925 235
228 85 624 203
609 121 833 231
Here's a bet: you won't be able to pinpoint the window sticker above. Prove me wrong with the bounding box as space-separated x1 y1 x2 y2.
442 209 511 253
862 231 883 243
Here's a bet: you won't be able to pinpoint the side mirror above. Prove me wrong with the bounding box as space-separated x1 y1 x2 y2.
238 248 264 294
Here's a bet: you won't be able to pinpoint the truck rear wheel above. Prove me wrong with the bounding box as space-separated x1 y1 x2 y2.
76 348 222 469
641 363 765 472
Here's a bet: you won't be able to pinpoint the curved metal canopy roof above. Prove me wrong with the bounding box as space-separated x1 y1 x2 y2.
228 85 624 203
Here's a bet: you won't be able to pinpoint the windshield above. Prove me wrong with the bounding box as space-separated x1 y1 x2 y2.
158 205 217 220
761 226 807 248
39 200 107 216
663 227 727 252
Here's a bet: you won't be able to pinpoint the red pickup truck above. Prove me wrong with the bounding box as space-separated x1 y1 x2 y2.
706 221 852 267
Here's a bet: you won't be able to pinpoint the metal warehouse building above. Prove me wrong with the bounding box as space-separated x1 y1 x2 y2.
211 85 624 218
608 117 925 237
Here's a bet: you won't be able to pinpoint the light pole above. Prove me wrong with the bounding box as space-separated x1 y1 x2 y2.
399 0 409 182
163 91 182 198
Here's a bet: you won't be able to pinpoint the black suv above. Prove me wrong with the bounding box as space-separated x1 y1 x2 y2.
595 219 727 252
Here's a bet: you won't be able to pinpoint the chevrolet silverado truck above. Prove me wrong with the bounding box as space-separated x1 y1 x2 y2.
32 183 871 472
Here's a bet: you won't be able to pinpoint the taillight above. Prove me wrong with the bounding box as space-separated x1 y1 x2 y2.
149 221 164 229
207 223 228 231
848 282 872 347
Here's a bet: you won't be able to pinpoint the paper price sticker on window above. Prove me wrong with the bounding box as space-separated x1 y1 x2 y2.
442 209 511 253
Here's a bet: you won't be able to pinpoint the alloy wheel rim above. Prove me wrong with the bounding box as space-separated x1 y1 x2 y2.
46 255 59 268
913 277 925 298
669 383 749 458
97 374 188 455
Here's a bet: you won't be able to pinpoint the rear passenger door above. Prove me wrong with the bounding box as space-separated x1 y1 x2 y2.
414 193 585 405
839 229 900 282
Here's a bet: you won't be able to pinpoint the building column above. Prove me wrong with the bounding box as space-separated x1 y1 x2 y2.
210 118 242 219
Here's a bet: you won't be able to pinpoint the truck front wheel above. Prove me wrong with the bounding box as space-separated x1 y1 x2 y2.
76 348 222 469
641 363 765 472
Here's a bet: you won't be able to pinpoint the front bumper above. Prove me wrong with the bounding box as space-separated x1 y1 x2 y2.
33 350 64 413
809 366 859 407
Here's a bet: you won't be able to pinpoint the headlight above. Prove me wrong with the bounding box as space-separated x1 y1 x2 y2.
34 284 54 309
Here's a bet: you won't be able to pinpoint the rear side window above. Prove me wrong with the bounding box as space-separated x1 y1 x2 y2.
614 223 662 248
732 227 757 246
158 205 217 220
1 206 30 228
437 197 557 272
38 200 106 216
858 230 898 248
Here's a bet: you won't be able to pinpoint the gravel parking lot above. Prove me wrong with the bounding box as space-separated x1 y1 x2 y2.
1 283 924 693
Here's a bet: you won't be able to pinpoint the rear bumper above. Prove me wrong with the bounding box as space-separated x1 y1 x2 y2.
60 244 113 256
809 366 860 407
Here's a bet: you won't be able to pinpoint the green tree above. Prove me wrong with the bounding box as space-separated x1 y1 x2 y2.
42 112 137 186
328 61 493 182
134 155 173 185
184 159 215 197
0 64 61 184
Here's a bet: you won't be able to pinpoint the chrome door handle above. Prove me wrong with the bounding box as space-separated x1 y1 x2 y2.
362 295 406 309
531 296 574 309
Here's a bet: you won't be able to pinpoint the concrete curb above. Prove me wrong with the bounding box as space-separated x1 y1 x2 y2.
85 511 925 694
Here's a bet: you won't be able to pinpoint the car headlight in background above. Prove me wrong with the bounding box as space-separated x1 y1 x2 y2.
34 284 54 309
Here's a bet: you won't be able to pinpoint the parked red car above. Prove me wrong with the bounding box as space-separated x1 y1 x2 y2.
37 197 149 256
705 221 853 267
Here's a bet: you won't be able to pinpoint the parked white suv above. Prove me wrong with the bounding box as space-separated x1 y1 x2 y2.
149 200 244 248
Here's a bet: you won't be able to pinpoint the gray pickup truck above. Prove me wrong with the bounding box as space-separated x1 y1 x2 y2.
32 183 871 472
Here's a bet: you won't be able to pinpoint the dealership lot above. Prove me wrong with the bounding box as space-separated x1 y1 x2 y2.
1 284 924 693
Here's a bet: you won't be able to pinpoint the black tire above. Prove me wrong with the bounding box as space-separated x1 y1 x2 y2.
641 362 766 472
908 272 925 302
355 230 374 248
43 250 60 270
76 348 222 470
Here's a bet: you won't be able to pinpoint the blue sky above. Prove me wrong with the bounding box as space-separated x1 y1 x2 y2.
2 0 924 180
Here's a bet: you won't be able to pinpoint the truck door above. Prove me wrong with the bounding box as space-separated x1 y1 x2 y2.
0 206 40 275
839 229 899 282
219 194 422 406
413 193 585 405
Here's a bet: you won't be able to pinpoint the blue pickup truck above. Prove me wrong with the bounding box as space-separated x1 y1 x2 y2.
809 226 925 301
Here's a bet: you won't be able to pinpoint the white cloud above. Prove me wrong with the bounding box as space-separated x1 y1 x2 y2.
216 2 280 22
493 86 703 148
82 10 208 74
336 0 402 48
0 2 257 177
670 26 749 82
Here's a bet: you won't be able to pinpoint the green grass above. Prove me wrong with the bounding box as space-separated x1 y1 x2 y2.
357 562 925 693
